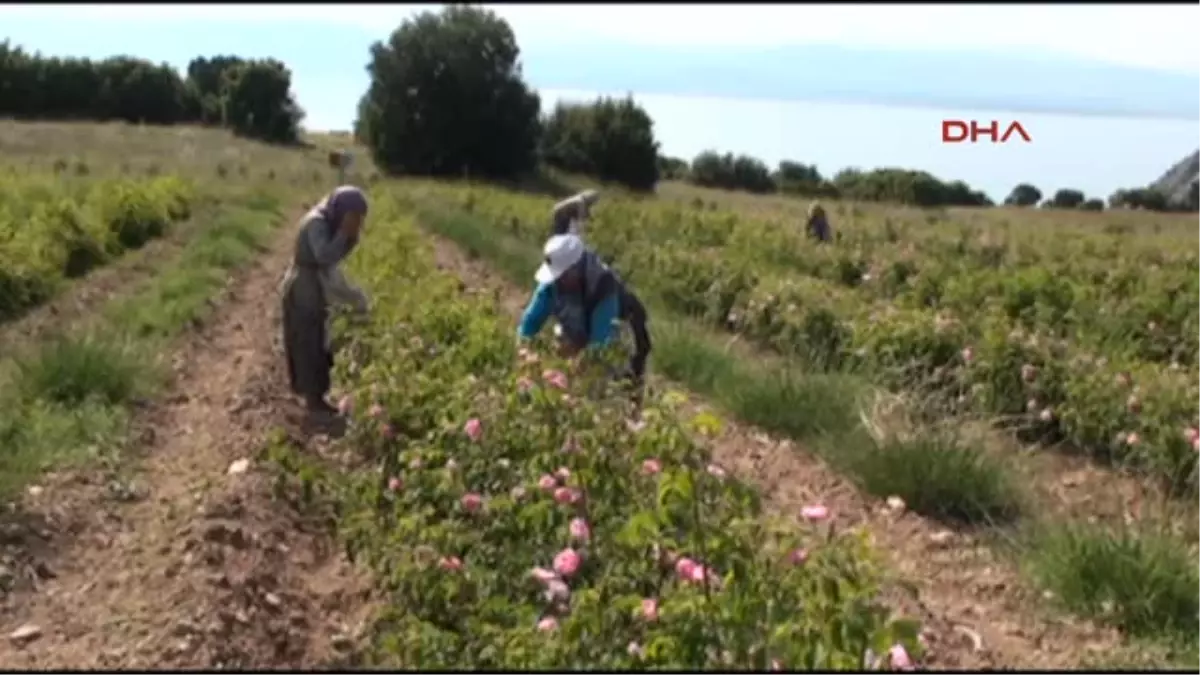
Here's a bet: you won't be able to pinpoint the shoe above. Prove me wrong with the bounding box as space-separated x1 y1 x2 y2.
306 397 339 416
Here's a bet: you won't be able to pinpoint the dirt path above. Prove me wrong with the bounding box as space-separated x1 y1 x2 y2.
0 217 374 668
428 235 1125 670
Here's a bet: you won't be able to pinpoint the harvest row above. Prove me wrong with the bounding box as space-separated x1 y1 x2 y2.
271 199 923 669
419 184 1199 491
0 172 194 321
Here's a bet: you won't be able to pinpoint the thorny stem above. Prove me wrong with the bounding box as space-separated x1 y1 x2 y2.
688 441 723 663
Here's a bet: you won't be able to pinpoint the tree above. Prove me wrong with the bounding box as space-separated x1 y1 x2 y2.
657 155 689 181
1004 183 1042 207
357 6 542 179
185 55 246 124
1049 188 1085 209
1109 187 1169 211
540 96 661 191
0 42 305 144
1079 198 1104 211
831 167 990 207
688 151 775 193
221 59 304 143
774 160 837 197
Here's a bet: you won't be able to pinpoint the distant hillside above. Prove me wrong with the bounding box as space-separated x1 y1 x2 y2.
1151 150 1199 208
522 42 1200 121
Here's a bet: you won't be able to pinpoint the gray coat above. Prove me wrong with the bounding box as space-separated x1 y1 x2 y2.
279 210 368 399
551 190 599 236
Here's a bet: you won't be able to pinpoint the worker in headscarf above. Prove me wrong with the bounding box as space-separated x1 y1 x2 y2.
518 234 651 402
551 189 600 237
280 186 370 416
806 201 831 243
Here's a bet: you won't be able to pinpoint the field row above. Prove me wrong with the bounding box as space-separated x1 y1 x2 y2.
0 172 195 321
270 198 923 669
409 184 1199 492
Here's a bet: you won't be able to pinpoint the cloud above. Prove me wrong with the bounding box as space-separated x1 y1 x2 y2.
4 3 1197 73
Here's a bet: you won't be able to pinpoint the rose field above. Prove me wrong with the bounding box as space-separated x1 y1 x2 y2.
0 120 1195 670
267 198 923 669
404 180 1200 494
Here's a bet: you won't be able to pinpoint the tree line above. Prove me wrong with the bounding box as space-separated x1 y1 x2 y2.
1002 182 1197 213
0 41 303 144
4 9 1196 213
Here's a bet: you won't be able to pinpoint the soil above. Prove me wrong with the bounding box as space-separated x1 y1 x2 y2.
0 216 376 668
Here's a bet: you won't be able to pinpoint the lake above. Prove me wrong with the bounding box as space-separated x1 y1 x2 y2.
540 89 1199 204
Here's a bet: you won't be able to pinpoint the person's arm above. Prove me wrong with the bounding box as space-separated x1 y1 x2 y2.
518 284 554 340
552 196 587 235
585 293 620 348
306 218 354 268
322 266 369 313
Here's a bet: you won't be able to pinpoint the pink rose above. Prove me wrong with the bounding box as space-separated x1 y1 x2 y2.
553 486 580 505
536 616 558 632
538 474 558 492
888 644 914 671
368 403 385 419
337 394 354 415
554 466 571 481
674 557 697 581
463 418 483 442
545 578 570 602
438 556 463 571
641 597 659 622
387 476 402 492
568 517 591 542
789 547 808 565
553 548 581 578
641 458 662 475
542 369 569 390
530 567 557 584
461 492 483 513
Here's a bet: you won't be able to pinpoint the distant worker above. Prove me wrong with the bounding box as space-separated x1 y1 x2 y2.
280 185 370 418
806 201 831 243
551 189 600 237
518 234 651 403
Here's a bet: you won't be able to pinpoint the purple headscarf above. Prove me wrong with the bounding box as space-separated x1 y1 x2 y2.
319 185 369 230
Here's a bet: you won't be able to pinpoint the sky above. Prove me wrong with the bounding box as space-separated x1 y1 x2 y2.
2 3 1198 200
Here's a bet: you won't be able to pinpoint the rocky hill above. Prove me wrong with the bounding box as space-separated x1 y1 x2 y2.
1150 150 1199 209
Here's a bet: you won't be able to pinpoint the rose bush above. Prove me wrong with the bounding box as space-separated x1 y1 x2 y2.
0 171 194 320
404 182 1198 492
280 200 923 669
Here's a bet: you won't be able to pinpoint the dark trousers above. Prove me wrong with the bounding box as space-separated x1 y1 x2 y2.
618 293 651 410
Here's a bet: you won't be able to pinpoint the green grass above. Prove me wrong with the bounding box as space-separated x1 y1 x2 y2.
0 192 283 500
15 336 145 407
1024 521 1199 638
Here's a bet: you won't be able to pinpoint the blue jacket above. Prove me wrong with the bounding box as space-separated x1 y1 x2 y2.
518 282 620 348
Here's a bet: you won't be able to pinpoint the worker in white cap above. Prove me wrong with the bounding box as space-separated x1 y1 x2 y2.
550 189 600 237
518 233 651 400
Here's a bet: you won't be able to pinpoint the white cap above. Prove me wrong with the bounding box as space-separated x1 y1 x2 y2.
535 234 585 284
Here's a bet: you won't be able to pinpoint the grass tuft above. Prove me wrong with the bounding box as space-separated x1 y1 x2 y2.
15 336 145 406
1023 520 1199 642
